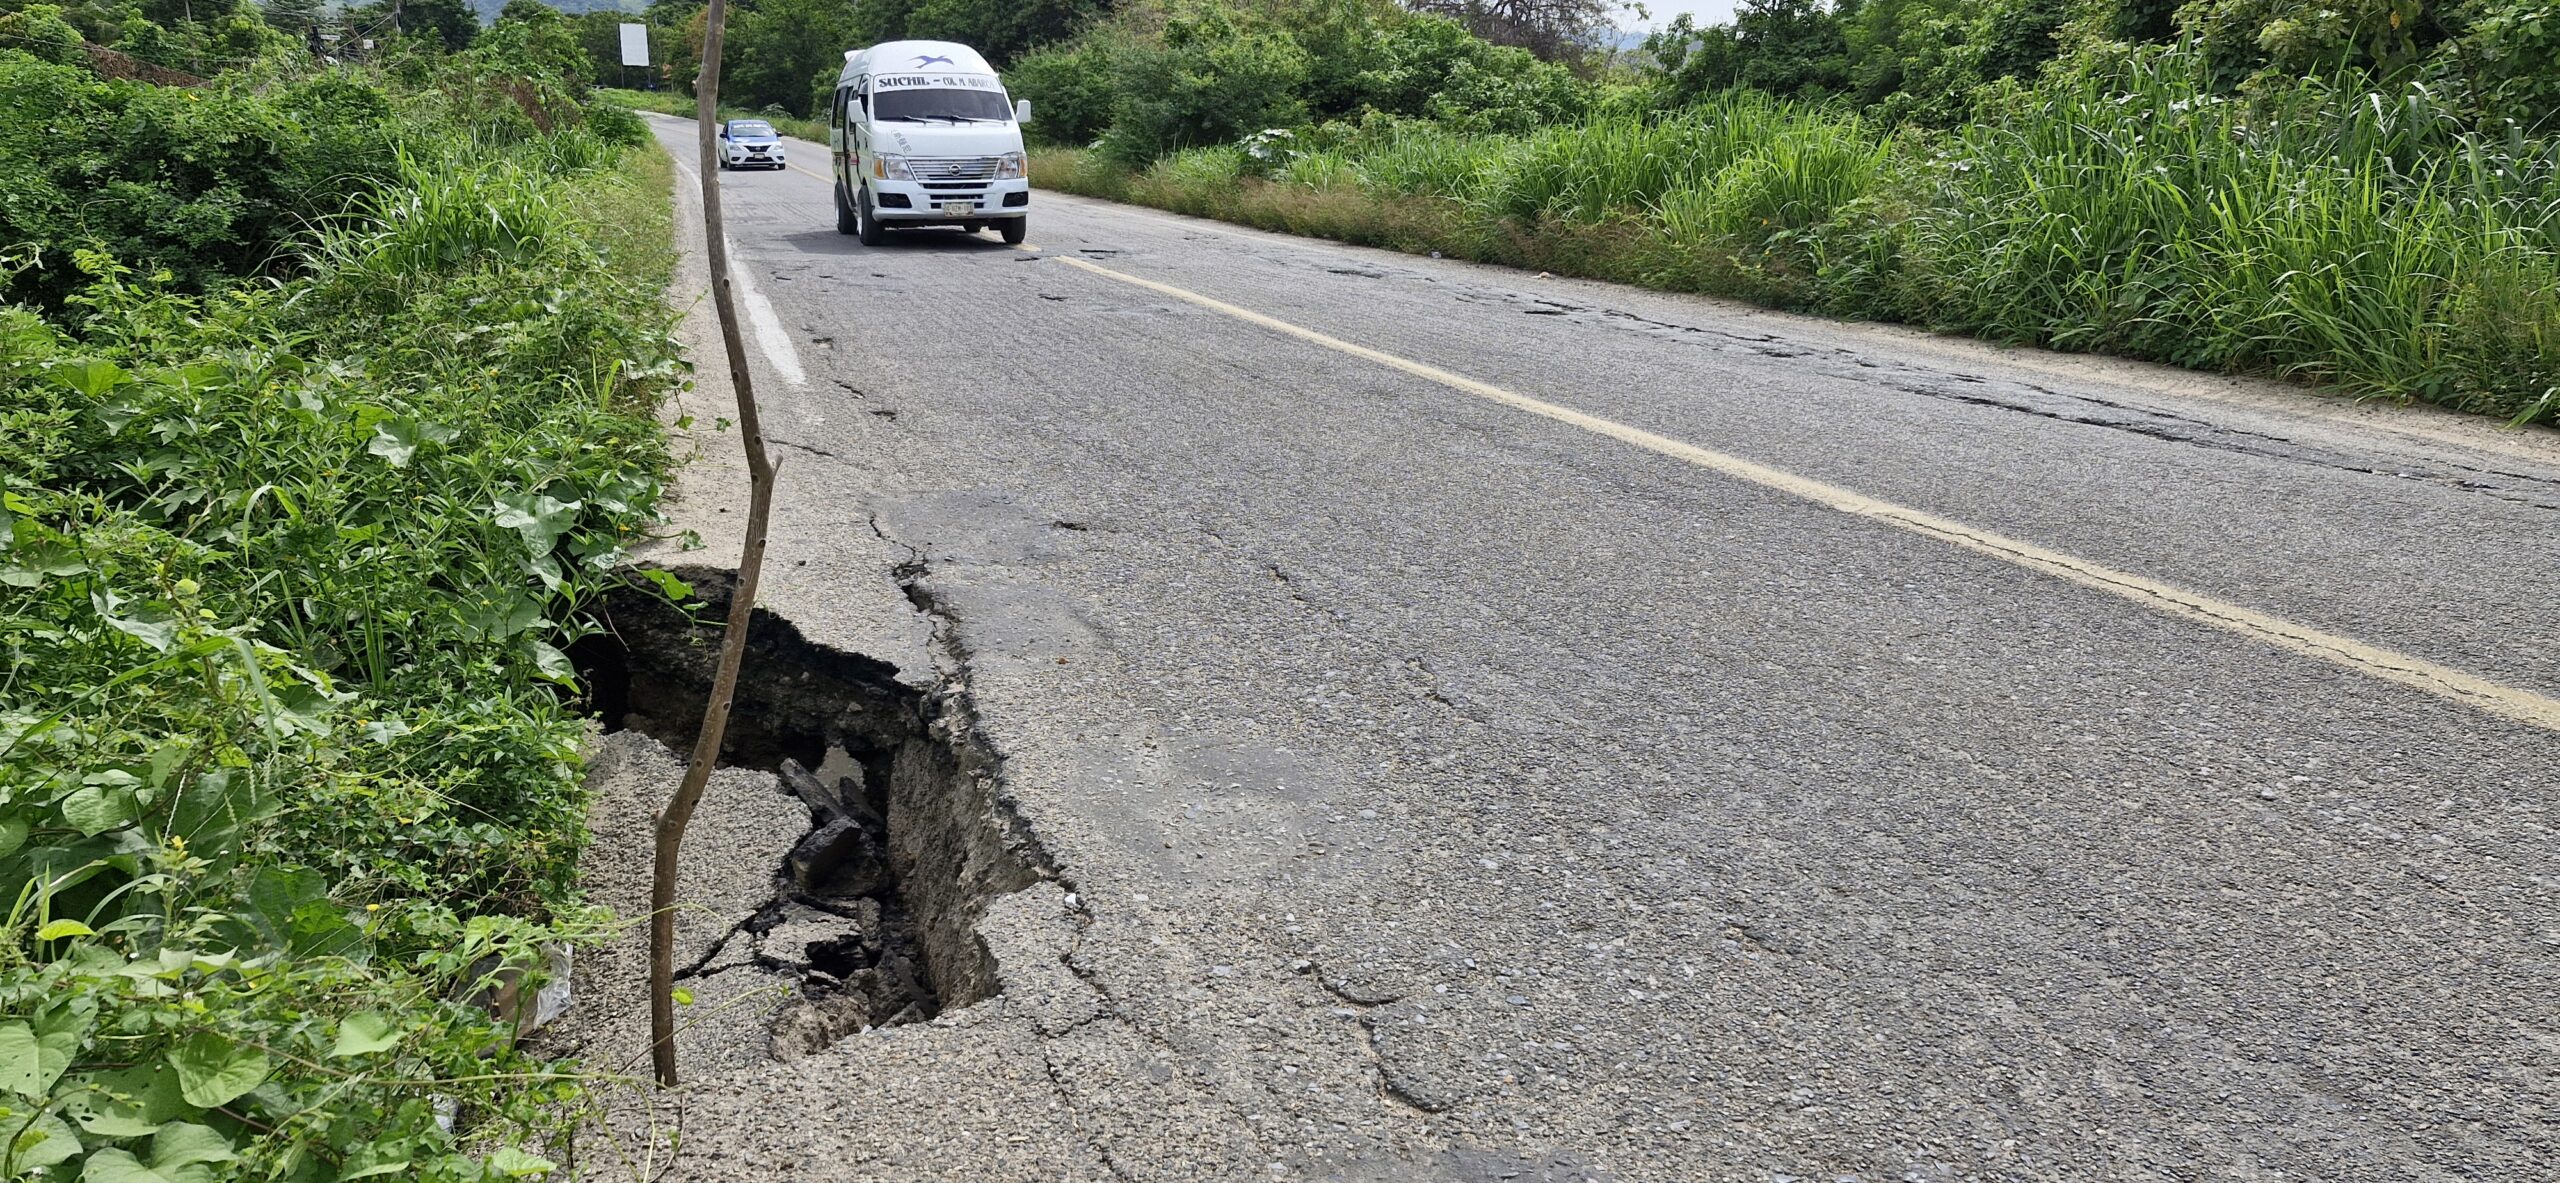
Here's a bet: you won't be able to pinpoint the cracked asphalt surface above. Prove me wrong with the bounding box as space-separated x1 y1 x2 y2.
591 117 2560 1182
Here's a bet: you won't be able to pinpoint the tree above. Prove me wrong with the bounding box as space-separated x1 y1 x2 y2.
475 0 590 87
137 0 243 30
262 0 325 39
1729 0 1851 99
1406 0 1611 59
1641 14 1745 106
846 0 1110 67
651 0 777 1091
2453 0 2560 128
1359 13 1590 129
1102 1 1310 163
112 12 193 66
573 8 630 82
373 0 478 51
1006 34 1120 144
2179 0 2449 90
0 4 84 64
1838 0 2071 124
720 0 859 114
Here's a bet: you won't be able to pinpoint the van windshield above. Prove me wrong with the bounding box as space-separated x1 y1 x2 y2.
873 87 1012 123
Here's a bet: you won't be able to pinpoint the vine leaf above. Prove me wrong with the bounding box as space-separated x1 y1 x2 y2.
72 1122 235 1183
171 1033 269 1108
330 1012 402 1058
9 1113 81 1170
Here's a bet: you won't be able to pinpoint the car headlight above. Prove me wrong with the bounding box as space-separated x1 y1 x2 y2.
872 153 913 180
994 151 1026 179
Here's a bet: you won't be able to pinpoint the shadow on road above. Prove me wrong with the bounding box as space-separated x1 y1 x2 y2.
766 227 1028 258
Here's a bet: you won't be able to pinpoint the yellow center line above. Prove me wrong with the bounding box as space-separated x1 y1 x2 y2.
1054 254 2560 734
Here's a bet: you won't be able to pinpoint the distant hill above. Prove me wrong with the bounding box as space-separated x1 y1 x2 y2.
467 0 646 22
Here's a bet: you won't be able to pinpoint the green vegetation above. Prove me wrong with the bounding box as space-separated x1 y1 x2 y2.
1012 0 2558 424
1 4 679 1177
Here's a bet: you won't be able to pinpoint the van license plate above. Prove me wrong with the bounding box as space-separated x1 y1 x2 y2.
939 201 973 216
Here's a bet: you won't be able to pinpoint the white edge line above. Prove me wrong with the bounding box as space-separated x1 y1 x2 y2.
1054 255 2560 735
656 124 808 388
723 233 807 387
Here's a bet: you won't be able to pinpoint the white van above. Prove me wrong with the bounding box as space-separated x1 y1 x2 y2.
829 40 1032 246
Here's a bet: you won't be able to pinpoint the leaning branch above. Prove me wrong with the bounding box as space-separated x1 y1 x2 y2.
648 0 777 1089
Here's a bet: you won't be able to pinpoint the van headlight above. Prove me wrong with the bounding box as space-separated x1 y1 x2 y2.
872 154 913 180
994 151 1026 179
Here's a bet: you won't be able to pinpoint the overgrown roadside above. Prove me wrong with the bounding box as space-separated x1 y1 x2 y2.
0 19 685 1177
1002 0 2560 429
1032 59 2560 429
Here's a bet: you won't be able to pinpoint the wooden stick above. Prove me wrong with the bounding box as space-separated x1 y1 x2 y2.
649 0 775 1089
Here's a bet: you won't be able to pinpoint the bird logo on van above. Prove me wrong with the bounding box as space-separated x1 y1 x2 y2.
912 54 954 66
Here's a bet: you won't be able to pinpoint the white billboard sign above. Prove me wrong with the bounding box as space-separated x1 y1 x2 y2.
618 23 649 68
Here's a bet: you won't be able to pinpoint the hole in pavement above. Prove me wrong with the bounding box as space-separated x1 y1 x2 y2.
571 566 1050 1058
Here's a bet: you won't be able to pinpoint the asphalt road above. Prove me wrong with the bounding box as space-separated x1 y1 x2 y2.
619 116 2560 1183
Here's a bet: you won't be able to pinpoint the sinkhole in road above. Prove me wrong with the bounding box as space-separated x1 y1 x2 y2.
572 567 1049 1057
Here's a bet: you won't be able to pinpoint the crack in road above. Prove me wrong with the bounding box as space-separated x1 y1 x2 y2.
1429 279 2560 513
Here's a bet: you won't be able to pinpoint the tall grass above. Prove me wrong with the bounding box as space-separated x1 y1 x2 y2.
1860 56 2560 416
1033 53 2560 425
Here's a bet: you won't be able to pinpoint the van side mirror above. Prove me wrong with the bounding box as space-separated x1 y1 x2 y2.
1013 99 1032 124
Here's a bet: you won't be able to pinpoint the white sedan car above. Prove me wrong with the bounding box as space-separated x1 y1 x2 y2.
718 119 785 171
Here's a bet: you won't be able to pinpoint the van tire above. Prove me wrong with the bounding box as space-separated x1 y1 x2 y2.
856 186 888 247
834 181 857 235
999 217 1028 246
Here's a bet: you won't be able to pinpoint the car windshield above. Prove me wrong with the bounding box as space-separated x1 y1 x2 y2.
727 121 775 138
872 87 1011 124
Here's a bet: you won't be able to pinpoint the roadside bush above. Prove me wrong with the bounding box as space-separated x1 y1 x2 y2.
2456 0 2560 129
1100 2 1311 165
1009 37 1122 146
0 4 84 64
0 53 406 311
1354 14 1589 133
1421 48 1588 134
0 40 681 1179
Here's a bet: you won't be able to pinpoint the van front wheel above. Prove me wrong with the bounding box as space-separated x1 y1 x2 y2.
856 186 888 247
834 181 856 235
1000 217 1027 246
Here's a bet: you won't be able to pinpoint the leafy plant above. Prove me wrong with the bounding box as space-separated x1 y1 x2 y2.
1 25 684 1178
